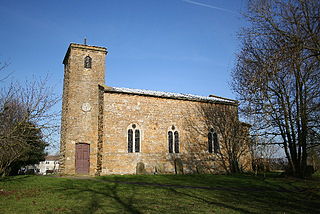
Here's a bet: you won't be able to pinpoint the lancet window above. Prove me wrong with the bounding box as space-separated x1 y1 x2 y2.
168 125 179 153
84 56 92 68
128 124 140 153
208 128 220 153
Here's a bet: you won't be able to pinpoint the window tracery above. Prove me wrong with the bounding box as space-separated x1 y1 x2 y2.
208 129 220 153
168 126 179 153
128 124 140 153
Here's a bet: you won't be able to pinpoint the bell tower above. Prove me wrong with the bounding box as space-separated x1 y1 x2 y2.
60 43 107 175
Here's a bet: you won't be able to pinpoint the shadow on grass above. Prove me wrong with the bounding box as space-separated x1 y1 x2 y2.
16 174 317 214
97 173 320 214
56 177 141 214
169 187 256 214
0 175 31 182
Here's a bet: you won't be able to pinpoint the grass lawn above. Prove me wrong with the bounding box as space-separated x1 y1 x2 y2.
0 173 319 214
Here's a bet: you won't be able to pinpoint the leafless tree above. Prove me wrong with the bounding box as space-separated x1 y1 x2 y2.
232 0 320 177
0 79 60 176
0 60 11 82
250 137 283 173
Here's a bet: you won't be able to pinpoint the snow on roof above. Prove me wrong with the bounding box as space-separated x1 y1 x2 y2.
104 86 237 104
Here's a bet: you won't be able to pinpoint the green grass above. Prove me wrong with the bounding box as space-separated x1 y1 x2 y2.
0 173 319 214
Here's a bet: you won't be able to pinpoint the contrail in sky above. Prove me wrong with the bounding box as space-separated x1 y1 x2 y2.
182 0 238 15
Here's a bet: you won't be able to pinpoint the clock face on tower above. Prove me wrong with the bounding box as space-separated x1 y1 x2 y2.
81 103 91 112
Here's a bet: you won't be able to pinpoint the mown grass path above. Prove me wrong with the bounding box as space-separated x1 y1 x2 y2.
1 174 319 213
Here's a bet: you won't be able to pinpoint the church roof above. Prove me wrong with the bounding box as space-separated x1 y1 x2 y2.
103 86 238 105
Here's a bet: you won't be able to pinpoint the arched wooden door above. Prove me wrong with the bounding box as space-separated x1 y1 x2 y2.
75 143 90 174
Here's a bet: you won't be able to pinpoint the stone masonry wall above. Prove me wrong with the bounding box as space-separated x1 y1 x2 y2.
60 44 251 176
60 44 107 175
101 92 246 175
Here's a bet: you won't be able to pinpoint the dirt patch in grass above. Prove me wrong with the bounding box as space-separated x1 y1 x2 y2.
0 189 17 196
14 188 42 200
0 188 42 200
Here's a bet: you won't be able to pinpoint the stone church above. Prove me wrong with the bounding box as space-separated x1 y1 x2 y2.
59 43 250 175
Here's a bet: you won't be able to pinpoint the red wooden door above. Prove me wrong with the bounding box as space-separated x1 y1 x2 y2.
75 143 90 174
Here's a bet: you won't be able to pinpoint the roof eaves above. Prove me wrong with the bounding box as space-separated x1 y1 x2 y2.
100 85 238 105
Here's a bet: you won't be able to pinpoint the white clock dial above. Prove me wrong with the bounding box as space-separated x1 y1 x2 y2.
81 103 91 112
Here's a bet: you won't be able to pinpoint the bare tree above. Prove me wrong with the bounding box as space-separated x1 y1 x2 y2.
232 0 320 177
250 137 283 174
0 79 60 176
0 60 11 82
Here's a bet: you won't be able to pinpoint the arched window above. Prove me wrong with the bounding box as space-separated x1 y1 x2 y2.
168 131 173 153
208 129 220 154
208 132 213 153
135 129 140 152
128 129 133 153
84 56 92 68
174 131 179 153
213 132 220 153
168 126 179 153
128 124 140 153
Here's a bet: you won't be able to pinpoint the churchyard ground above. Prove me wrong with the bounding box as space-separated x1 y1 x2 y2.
0 173 319 213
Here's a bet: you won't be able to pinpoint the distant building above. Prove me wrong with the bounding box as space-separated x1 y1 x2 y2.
19 165 39 175
37 155 59 175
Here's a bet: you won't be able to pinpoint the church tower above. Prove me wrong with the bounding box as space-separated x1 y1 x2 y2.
60 43 107 175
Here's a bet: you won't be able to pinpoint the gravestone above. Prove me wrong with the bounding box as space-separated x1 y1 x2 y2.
196 164 206 174
174 158 184 174
136 162 147 174
154 163 165 174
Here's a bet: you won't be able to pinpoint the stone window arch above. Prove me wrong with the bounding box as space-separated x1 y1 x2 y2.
208 128 220 153
168 125 179 153
84 55 92 68
128 124 140 153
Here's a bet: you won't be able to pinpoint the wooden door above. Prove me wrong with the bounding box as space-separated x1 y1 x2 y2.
75 143 90 174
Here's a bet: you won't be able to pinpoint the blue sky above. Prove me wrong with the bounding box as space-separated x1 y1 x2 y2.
0 0 248 152
1 0 247 97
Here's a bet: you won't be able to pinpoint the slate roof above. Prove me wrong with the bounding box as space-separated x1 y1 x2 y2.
103 86 238 105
